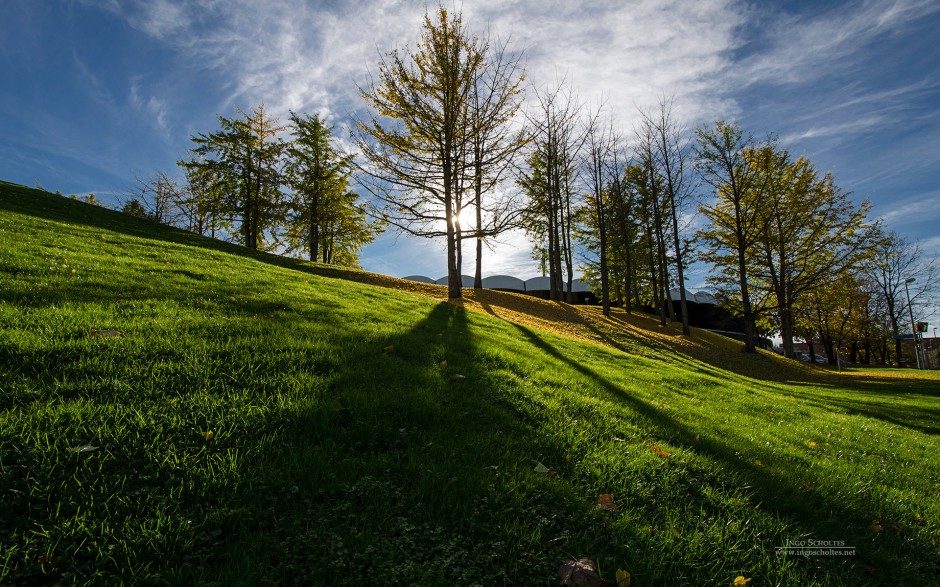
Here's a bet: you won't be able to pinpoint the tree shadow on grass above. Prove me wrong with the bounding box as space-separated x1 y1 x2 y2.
505 322 938 585
193 302 604 585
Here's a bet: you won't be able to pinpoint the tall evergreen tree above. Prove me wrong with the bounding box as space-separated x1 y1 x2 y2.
283 112 379 265
182 104 285 250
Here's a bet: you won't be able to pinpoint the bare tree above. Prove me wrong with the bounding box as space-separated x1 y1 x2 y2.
863 231 939 366
122 170 180 225
465 35 529 288
642 99 693 335
520 80 585 302
582 104 616 315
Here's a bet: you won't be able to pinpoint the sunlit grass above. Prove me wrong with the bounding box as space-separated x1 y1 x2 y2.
1 181 938 585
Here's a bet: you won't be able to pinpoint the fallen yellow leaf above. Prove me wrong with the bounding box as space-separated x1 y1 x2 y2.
733 577 751 586
204 430 215 440
615 568 632 587
650 443 671 457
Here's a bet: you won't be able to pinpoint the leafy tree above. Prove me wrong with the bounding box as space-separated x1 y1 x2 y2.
182 104 285 250
283 112 378 266
695 122 774 352
121 199 150 219
749 148 875 358
68 193 104 206
356 6 496 299
799 273 868 365
178 162 230 238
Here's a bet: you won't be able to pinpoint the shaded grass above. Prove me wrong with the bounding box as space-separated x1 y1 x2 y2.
1 182 939 585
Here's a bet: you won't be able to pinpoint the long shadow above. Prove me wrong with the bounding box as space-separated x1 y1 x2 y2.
505 322 938 584
187 302 602 585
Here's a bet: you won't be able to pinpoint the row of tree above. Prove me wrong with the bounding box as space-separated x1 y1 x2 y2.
353 5 936 365
112 5 934 366
124 107 380 267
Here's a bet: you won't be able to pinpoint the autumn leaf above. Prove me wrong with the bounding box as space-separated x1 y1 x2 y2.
754 459 764 467
557 558 604 587
806 440 817 448
732 576 751 586
534 462 550 474
439 359 447 368
615 568 632 587
383 344 395 353
597 493 619 512
203 430 215 440
229 296 236 302
650 443 671 457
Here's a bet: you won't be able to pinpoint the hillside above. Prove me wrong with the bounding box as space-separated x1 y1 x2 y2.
1 181 938 586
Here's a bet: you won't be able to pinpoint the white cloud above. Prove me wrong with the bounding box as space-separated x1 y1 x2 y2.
732 0 940 87
879 191 940 225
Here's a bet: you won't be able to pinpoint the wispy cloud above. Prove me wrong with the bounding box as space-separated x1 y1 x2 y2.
733 0 940 87
879 190 940 225
129 76 171 138
67 0 940 277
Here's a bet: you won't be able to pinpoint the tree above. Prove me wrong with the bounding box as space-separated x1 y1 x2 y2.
748 148 875 358
182 104 286 250
121 199 149 219
799 273 868 366
520 80 584 302
464 36 528 288
122 170 180 225
695 121 773 352
642 99 693 335
636 125 673 326
178 162 229 238
283 112 379 265
581 106 615 315
357 6 519 299
862 231 939 366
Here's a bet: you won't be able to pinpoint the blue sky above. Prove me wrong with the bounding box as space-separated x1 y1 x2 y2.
3 0 939 285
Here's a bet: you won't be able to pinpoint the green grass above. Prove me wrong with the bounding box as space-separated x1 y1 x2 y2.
1 180 938 585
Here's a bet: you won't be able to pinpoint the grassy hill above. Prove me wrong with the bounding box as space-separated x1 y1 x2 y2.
1 180 938 585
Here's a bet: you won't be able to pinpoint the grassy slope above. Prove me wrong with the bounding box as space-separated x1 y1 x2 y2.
1 181 938 586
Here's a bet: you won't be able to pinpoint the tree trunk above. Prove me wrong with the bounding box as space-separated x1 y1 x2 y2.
669 203 690 335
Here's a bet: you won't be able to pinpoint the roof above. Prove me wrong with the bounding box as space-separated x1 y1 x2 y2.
481 275 526 290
